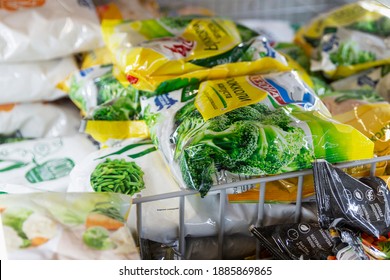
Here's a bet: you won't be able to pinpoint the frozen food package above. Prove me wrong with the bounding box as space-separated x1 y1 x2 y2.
0 56 78 104
295 1 390 79
0 99 82 139
0 134 98 192
0 192 138 260
360 230 390 259
0 0 103 62
68 139 197 243
318 89 390 158
250 223 367 260
250 223 334 260
312 159 390 238
330 64 390 102
141 71 374 197
102 17 292 94
68 63 141 119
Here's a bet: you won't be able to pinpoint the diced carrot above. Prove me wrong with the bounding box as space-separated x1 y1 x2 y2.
327 255 337 260
31 237 49 247
85 213 124 230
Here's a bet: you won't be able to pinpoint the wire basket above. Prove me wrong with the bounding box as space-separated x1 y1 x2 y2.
157 0 356 23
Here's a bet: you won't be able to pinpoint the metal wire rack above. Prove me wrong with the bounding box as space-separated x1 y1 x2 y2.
132 155 390 260
157 0 356 23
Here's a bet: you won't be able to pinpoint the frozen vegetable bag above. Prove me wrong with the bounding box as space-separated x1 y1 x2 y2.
102 17 291 94
68 139 205 243
295 1 390 79
0 192 138 260
141 71 374 197
0 56 78 104
0 134 97 192
0 0 103 62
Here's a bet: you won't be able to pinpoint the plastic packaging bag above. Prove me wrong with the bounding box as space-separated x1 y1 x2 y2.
0 192 138 260
0 0 103 62
295 1 390 79
0 56 78 104
102 17 291 94
330 65 390 102
312 159 390 238
142 72 374 197
0 99 82 139
0 134 98 192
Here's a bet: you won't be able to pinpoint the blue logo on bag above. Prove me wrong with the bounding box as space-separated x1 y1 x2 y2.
154 94 178 111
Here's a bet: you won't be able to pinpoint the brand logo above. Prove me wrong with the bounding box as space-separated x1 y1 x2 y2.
162 37 195 58
154 94 178 111
248 75 287 105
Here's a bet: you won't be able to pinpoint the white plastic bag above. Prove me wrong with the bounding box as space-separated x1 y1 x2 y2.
0 192 138 260
0 0 103 62
0 99 82 138
0 134 98 192
0 56 78 104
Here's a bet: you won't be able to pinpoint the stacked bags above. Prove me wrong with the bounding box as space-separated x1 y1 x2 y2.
100 15 375 198
0 0 104 140
0 0 103 192
295 0 390 174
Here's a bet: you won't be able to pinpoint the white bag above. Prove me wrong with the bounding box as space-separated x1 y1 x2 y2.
0 134 98 192
0 56 78 104
0 99 82 138
0 0 103 62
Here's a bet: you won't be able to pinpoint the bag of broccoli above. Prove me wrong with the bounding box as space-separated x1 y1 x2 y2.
0 0 103 62
0 134 97 192
102 16 292 94
142 71 374 197
0 192 138 260
0 56 77 104
295 1 390 80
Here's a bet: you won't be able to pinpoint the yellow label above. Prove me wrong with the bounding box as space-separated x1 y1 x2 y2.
84 120 150 144
181 18 241 60
81 47 113 69
195 76 269 120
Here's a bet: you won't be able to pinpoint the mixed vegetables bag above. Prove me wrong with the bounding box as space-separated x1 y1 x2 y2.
141 71 374 197
295 0 390 79
0 192 138 260
102 16 292 94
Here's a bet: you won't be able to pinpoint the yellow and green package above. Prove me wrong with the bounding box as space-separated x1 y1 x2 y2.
102 16 291 94
0 192 138 260
141 71 374 197
66 48 150 147
295 0 390 80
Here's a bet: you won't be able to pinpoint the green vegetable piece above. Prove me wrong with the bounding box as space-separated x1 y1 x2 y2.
82 226 115 250
90 158 145 195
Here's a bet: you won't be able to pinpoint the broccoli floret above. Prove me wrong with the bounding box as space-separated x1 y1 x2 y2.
174 102 315 196
179 145 215 197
